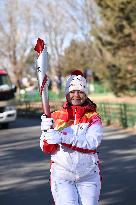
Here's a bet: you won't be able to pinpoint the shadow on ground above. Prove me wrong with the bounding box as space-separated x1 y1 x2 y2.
0 122 136 205
0 124 54 205
99 128 136 205
0 116 41 130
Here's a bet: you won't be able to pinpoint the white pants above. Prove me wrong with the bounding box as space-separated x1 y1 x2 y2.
50 170 101 205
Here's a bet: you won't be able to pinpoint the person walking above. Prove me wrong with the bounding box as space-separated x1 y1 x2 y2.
40 70 103 205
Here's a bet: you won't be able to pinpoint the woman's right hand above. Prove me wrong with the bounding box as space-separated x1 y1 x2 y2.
41 114 54 131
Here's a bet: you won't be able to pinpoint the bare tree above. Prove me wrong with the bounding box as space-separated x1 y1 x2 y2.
0 0 101 88
35 0 75 74
56 0 100 42
53 0 102 72
0 0 35 86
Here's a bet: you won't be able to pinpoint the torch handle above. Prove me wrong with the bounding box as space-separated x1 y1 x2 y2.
41 94 51 117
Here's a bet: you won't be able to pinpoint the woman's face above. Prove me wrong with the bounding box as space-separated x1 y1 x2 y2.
66 90 87 106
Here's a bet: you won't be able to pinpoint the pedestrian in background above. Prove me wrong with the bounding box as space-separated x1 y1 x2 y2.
40 70 103 205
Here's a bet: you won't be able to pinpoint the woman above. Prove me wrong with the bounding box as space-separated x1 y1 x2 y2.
40 70 103 205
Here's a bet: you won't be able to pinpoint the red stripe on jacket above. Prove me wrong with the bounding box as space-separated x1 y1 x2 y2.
61 143 96 154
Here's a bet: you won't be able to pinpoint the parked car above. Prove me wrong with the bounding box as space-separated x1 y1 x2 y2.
0 69 17 128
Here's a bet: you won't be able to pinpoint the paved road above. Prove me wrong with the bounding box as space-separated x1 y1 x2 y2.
0 117 136 205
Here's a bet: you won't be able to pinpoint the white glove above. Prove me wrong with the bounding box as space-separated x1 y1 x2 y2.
41 114 54 131
44 129 62 144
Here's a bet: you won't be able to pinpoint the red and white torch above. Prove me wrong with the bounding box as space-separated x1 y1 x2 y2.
34 38 51 117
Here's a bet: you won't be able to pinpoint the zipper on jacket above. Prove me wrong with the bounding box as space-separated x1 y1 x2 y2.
74 108 77 125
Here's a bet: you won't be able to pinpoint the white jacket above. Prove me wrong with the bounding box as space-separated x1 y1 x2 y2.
43 100 103 180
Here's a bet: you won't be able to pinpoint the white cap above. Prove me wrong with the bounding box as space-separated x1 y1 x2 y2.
65 70 88 95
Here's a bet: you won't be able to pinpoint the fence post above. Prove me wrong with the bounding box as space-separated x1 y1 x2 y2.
120 103 128 128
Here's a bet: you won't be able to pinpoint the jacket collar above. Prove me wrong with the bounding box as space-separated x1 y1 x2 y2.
63 98 96 119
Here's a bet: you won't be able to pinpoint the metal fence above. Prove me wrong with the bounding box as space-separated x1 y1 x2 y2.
97 102 136 128
17 98 136 128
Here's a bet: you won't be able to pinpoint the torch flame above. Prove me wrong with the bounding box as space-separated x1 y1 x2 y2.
34 38 45 55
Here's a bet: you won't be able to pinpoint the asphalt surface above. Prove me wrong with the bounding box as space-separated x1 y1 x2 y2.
0 117 136 205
